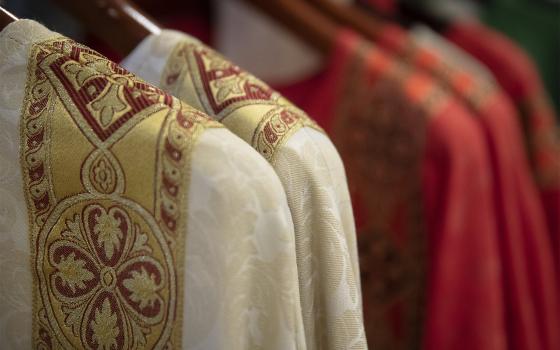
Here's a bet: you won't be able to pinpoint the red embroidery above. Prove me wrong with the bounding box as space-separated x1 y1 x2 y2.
192 47 274 115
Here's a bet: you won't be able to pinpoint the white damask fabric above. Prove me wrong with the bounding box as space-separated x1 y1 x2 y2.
0 19 305 350
123 31 367 350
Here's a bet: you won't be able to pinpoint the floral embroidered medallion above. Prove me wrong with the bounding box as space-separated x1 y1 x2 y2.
160 40 322 164
20 37 220 349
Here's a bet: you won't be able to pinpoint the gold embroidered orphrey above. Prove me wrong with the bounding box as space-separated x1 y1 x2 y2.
331 43 436 350
20 37 221 349
160 40 323 165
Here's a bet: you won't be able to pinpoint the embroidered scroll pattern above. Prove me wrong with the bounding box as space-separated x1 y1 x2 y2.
21 38 220 349
399 37 496 111
161 41 322 164
332 43 447 350
520 93 560 190
157 38 370 349
252 107 315 162
407 28 558 189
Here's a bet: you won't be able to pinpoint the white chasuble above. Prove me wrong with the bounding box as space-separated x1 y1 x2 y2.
122 30 367 350
0 20 305 350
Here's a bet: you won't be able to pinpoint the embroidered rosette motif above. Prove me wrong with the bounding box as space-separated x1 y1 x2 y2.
160 40 323 164
40 201 171 350
20 37 220 349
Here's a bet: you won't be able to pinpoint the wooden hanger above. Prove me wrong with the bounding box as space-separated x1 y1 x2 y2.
306 0 389 41
0 6 18 31
359 0 450 31
242 0 339 55
53 0 161 56
308 0 452 44
396 2 450 32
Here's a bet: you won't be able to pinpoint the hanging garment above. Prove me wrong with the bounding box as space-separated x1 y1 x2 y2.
277 30 506 350
121 30 367 350
0 19 307 350
346 16 559 350
405 25 560 350
360 5 557 240
445 21 560 276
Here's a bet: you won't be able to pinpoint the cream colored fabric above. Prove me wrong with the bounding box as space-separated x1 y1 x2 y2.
0 19 305 350
123 31 367 350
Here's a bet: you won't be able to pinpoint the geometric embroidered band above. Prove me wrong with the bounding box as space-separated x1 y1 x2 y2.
21 37 220 349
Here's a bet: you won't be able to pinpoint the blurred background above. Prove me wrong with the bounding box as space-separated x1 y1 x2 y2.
2 0 559 113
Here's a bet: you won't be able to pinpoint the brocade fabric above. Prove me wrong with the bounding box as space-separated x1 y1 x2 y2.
122 30 367 350
392 24 560 350
277 30 506 350
348 12 559 349
0 20 306 350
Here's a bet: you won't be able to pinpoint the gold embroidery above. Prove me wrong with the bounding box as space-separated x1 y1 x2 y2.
156 37 370 349
251 106 318 163
333 43 428 350
20 37 220 349
161 40 322 165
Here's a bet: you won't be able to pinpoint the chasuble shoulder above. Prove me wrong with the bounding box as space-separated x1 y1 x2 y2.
399 24 560 350
348 17 559 349
0 20 305 350
276 30 507 350
123 30 367 350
